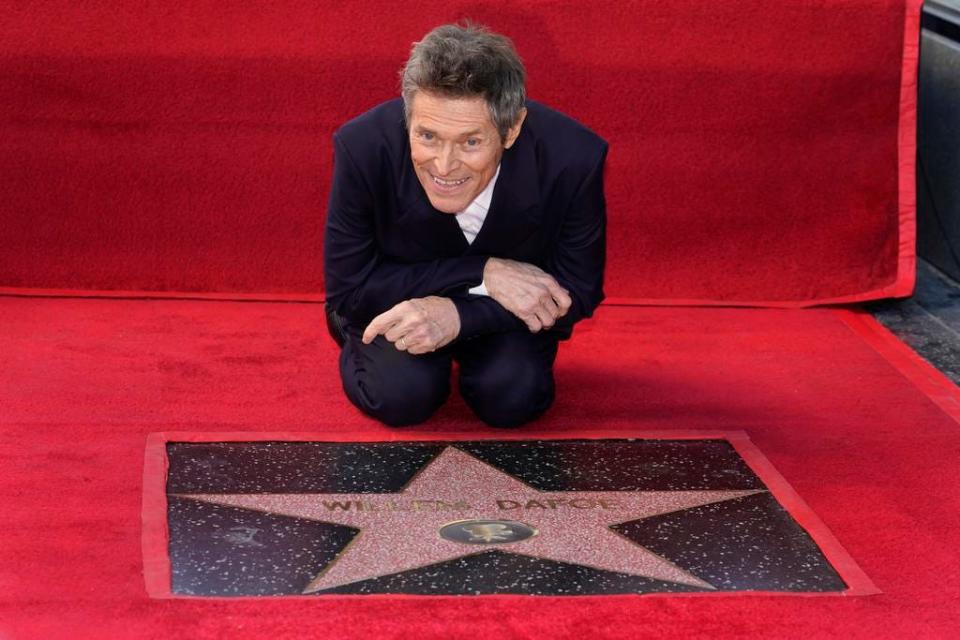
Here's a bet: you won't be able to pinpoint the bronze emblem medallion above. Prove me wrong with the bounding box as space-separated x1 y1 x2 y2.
439 519 539 545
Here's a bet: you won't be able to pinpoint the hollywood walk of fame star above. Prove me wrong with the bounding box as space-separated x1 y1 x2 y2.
175 446 763 593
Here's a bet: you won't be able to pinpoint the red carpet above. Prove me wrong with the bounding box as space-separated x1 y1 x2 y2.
0 0 919 304
0 1 944 637
2 297 959 638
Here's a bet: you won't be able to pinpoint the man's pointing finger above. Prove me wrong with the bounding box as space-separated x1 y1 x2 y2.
362 308 399 344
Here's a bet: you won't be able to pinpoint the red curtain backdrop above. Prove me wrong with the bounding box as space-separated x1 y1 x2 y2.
0 0 919 304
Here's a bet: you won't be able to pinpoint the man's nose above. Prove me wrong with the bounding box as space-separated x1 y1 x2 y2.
434 144 460 176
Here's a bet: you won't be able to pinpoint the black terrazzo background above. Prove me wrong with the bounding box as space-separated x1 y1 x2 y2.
165 439 847 596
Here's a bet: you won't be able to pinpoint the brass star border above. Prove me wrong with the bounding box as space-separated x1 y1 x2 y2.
142 430 880 598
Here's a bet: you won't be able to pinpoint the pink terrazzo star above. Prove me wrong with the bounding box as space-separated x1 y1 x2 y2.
177 446 762 593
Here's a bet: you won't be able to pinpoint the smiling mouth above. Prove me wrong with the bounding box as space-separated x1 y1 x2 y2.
428 172 470 189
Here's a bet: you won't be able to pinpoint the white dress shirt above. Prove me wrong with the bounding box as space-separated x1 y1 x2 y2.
456 163 500 296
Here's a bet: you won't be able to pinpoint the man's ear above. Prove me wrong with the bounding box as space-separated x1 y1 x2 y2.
502 108 527 149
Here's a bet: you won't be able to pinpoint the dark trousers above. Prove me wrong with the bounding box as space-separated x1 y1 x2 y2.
327 307 559 427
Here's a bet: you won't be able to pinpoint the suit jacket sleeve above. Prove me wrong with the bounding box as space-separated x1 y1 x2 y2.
324 132 488 325
545 142 608 333
452 142 608 340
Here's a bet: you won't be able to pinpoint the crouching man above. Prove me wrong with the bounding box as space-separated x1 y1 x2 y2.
324 23 608 427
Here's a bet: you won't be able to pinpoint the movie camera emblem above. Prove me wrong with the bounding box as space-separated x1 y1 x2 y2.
439 519 538 545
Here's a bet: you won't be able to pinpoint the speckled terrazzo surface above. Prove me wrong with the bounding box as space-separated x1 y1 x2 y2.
165 439 847 596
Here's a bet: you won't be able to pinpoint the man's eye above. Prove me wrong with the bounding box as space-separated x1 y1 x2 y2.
466 138 480 147
420 132 435 141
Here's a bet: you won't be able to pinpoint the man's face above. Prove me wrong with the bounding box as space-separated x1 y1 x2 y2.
408 91 525 214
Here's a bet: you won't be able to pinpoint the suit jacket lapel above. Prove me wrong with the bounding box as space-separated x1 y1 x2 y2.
467 128 541 256
396 144 469 257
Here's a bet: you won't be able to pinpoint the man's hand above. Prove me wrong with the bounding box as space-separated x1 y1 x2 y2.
482 258 572 332
362 296 461 354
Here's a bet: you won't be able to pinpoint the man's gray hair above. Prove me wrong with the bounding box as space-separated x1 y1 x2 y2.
401 23 527 141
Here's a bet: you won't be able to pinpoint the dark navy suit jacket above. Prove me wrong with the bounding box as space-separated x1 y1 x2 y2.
323 98 608 341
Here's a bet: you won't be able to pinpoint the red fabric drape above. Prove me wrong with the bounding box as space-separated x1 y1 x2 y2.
0 1 921 304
